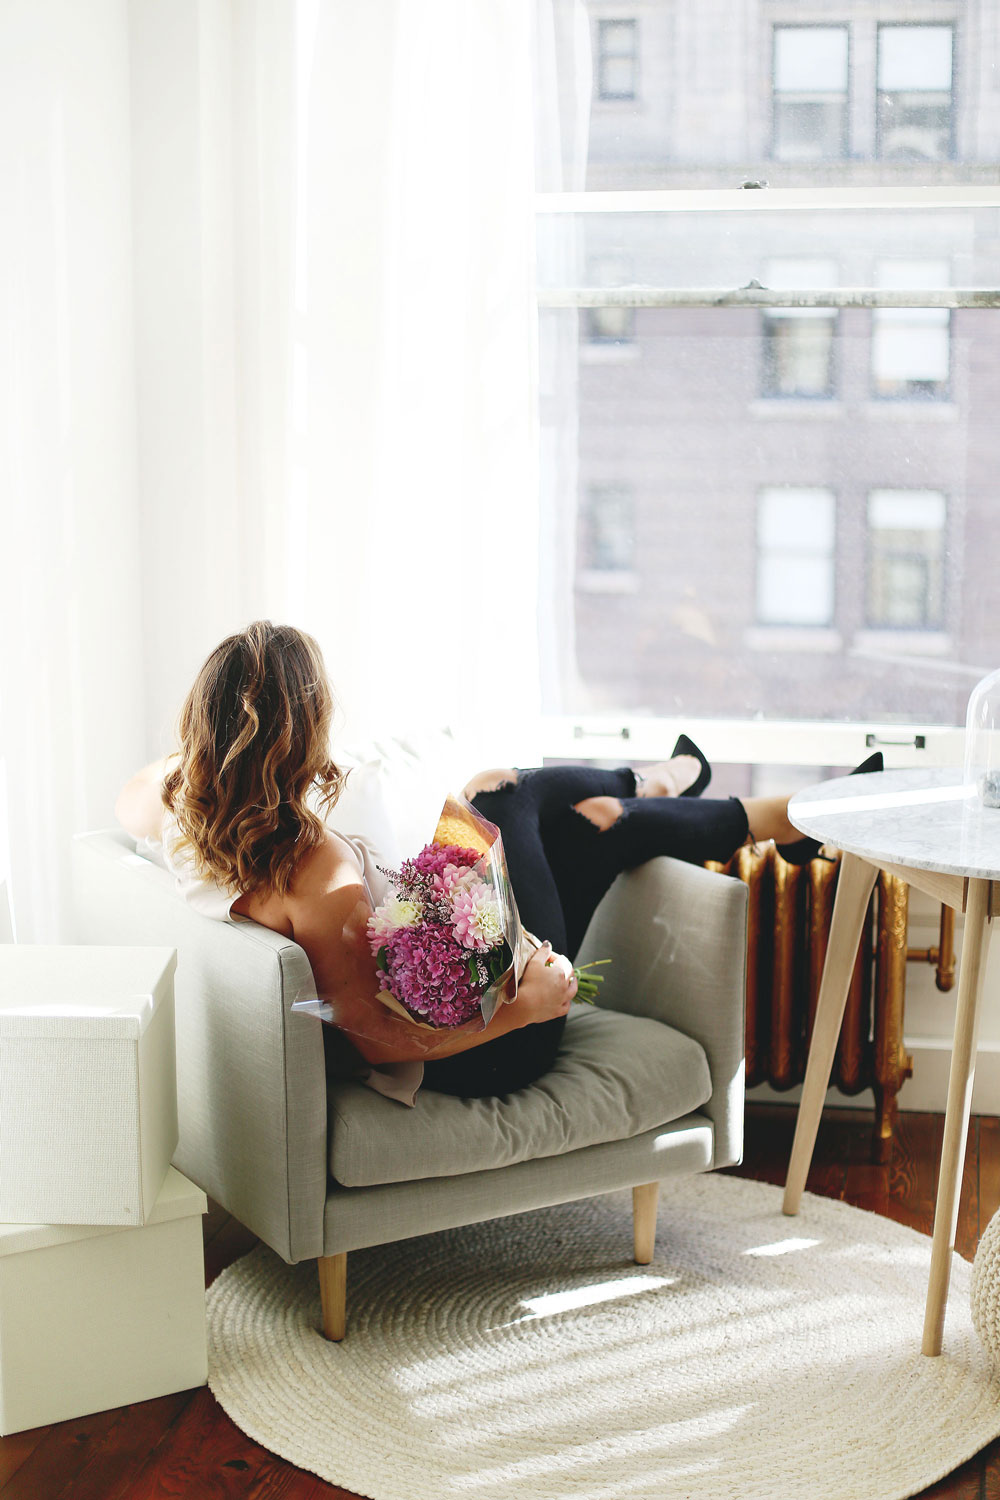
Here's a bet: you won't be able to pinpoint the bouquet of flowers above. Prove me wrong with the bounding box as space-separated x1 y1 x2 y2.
367 794 607 1032
292 792 608 1041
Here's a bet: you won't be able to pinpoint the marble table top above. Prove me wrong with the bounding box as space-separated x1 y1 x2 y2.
788 767 1000 880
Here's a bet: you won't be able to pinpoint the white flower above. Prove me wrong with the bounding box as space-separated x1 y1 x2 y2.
384 897 421 928
368 896 422 948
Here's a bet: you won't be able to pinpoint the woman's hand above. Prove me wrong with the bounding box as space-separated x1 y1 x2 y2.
516 941 578 1025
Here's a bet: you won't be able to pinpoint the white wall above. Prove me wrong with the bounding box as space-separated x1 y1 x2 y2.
128 0 257 753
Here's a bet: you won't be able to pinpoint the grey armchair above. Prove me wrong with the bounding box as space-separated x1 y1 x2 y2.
72 830 747 1338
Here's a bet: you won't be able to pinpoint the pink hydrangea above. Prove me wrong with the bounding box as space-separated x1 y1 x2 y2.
379 921 482 1026
406 843 479 880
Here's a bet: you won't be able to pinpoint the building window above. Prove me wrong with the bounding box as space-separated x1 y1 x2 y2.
761 258 838 398
597 19 638 102
757 488 836 625
867 490 945 629
772 27 849 161
579 485 636 576
584 257 635 344
872 260 950 400
877 26 953 161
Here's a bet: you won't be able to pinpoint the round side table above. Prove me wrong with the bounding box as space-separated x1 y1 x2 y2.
780 767 1000 1355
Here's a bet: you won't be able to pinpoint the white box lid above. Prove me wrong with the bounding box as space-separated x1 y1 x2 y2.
0 947 177 1038
0 1168 207 1255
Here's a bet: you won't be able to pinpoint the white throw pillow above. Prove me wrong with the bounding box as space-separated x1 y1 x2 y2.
328 729 478 862
324 759 403 867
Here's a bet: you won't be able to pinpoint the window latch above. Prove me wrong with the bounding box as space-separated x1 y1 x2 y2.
573 726 631 741
866 733 927 750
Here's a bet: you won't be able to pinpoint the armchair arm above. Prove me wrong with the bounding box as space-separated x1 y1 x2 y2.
71 830 329 1263
575 857 747 1167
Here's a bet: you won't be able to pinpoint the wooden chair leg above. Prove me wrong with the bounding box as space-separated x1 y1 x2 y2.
318 1252 347 1341
633 1182 659 1264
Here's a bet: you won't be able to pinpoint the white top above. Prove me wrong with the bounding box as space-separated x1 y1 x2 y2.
788 767 1000 879
139 817 422 1105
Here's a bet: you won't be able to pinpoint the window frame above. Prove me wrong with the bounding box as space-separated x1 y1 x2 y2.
761 308 839 400
771 23 851 163
756 486 837 627
876 22 955 163
870 306 952 401
865 488 948 631
596 18 639 103
534 184 1000 767
577 482 638 585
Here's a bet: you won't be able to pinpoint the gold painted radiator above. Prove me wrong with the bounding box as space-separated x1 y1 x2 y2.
706 844 913 1162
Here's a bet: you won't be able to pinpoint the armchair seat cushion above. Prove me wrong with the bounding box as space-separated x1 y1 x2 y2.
327 1002 713 1188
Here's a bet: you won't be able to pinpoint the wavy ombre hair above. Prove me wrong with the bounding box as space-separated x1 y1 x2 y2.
162 622 346 897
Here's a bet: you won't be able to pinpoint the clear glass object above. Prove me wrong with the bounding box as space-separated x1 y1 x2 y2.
965 668 1000 807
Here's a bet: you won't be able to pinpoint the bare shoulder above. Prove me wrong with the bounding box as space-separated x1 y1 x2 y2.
287 830 366 904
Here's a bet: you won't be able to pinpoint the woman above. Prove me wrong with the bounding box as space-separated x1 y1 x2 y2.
116 621 868 1100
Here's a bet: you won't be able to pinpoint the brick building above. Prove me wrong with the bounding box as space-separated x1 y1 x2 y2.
557 2 1000 729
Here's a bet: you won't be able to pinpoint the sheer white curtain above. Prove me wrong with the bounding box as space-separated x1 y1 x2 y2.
535 0 592 713
0 0 146 943
1 0 544 941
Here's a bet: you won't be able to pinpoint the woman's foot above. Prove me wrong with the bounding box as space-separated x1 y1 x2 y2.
636 754 702 798
670 734 712 796
769 752 885 865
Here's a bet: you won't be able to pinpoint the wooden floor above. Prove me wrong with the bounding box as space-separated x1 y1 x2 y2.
4 1104 1000 1500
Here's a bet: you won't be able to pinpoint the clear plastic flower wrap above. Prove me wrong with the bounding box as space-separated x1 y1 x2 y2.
291 794 538 1055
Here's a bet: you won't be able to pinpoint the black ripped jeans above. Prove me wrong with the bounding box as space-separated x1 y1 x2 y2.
421 765 749 1099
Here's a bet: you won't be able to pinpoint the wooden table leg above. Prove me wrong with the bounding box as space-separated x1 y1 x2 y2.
783 852 879 1216
922 877 993 1355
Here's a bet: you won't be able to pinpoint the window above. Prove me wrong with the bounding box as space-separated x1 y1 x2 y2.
537 4 1000 743
578 485 636 585
596 20 638 102
877 26 953 161
761 258 837 398
584 257 635 344
772 27 849 161
867 490 946 629
757 488 836 626
872 260 950 399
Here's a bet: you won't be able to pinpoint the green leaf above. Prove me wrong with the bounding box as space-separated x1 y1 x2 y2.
376 946 389 974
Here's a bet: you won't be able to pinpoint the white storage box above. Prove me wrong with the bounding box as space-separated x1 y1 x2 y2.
0 946 178 1225
0 1167 207 1435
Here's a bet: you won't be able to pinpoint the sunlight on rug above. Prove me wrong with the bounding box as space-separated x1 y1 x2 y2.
206 1175 1000 1500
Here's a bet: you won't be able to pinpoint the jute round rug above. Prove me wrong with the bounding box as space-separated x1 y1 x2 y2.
206 1175 1000 1500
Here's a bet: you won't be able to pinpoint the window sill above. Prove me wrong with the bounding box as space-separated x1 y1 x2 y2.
580 343 642 364
852 630 951 657
744 626 843 653
576 570 639 594
862 402 957 422
749 400 845 419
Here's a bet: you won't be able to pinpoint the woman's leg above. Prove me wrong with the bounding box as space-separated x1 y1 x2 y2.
421 771 608 1097
422 767 751 1099
545 792 751 958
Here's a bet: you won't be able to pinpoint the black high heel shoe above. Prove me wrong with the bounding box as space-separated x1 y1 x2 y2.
776 752 884 866
671 734 712 797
